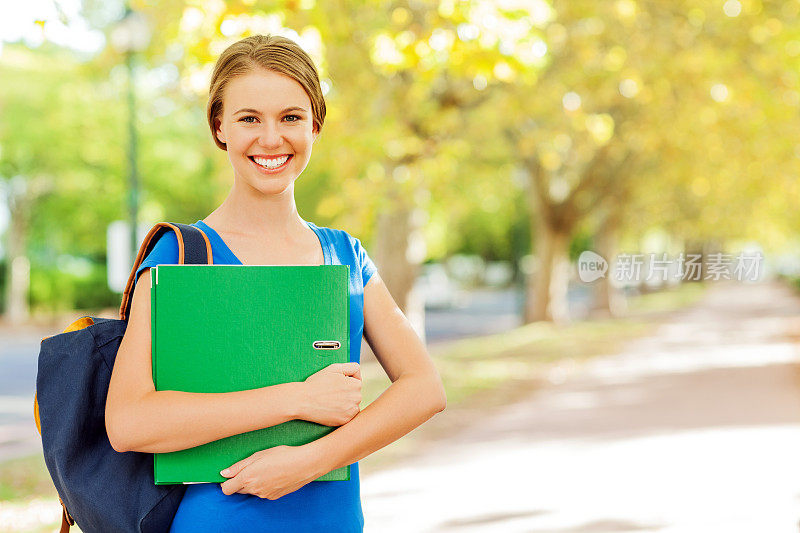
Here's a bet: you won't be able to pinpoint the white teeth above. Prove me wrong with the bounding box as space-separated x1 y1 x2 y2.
253 155 290 168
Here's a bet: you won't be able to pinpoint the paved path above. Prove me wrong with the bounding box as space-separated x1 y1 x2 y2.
361 281 800 532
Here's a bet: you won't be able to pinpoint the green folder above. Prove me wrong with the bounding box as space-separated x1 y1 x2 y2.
150 264 351 485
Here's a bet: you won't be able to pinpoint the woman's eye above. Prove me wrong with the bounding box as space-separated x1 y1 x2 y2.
239 115 301 124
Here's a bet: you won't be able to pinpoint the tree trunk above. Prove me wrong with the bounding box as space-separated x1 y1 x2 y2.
4 188 31 325
525 219 571 323
372 192 426 342
683 239 706 282
592 217 626 317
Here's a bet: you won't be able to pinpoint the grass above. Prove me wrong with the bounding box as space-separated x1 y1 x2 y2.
626 282 707 314
0 455 58 503
777 274 800 295
1 283 707 529
0 456 66 533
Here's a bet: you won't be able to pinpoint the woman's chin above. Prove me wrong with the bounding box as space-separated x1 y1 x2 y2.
231 163 303 197
249 177 295 197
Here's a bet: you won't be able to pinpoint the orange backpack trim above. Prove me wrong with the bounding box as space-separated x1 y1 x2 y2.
118 222 212 321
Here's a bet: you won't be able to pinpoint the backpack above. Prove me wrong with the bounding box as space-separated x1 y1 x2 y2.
34 222 212 533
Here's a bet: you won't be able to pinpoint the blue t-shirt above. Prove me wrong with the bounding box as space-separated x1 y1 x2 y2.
134 219 377 533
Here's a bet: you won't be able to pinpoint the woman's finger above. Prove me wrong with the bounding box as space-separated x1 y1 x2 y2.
339 362 361 379
220 474 246 496
221 452 259 478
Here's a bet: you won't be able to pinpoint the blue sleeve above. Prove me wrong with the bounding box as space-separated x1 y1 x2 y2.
353 236 377 286
134 230 180 284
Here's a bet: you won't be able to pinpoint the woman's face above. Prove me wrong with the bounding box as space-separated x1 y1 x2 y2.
214 67 318 196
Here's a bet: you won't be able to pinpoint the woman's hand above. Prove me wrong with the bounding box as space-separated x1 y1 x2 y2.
298 362 362 426
220 444 322 499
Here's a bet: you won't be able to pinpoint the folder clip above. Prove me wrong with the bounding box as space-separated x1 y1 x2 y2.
313 341 341 350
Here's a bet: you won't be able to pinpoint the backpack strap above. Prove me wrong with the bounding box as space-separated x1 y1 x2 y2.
58 496 74 533
119 222 212 321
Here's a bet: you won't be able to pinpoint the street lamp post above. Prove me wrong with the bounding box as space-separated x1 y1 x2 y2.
111 8 151 265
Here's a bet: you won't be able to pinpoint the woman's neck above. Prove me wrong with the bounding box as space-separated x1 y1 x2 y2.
205 181 306 238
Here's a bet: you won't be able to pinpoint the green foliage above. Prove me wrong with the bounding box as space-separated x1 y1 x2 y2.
29 260 118 314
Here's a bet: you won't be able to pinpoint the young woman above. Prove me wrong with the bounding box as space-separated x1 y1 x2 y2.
105 34 446 532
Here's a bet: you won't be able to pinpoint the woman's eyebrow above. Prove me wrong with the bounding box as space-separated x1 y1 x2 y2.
233 106 308 115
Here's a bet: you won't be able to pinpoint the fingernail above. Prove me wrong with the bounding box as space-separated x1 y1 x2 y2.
220 469 230 476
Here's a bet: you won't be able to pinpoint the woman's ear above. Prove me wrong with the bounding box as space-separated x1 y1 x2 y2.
215 118 226 145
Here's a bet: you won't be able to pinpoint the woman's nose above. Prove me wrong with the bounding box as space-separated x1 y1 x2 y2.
257 123 282 149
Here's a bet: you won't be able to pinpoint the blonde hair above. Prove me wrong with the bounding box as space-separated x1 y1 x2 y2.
207 34 326 150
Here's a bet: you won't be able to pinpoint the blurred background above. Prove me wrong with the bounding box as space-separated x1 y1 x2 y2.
3 0 800 531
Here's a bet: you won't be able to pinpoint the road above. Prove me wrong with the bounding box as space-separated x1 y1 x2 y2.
361 281 800 532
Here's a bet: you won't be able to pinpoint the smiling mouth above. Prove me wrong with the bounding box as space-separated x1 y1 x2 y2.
248 154 292 171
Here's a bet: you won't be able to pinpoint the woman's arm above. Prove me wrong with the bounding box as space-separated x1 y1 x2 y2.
105 268 307 454
304 273 446 475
